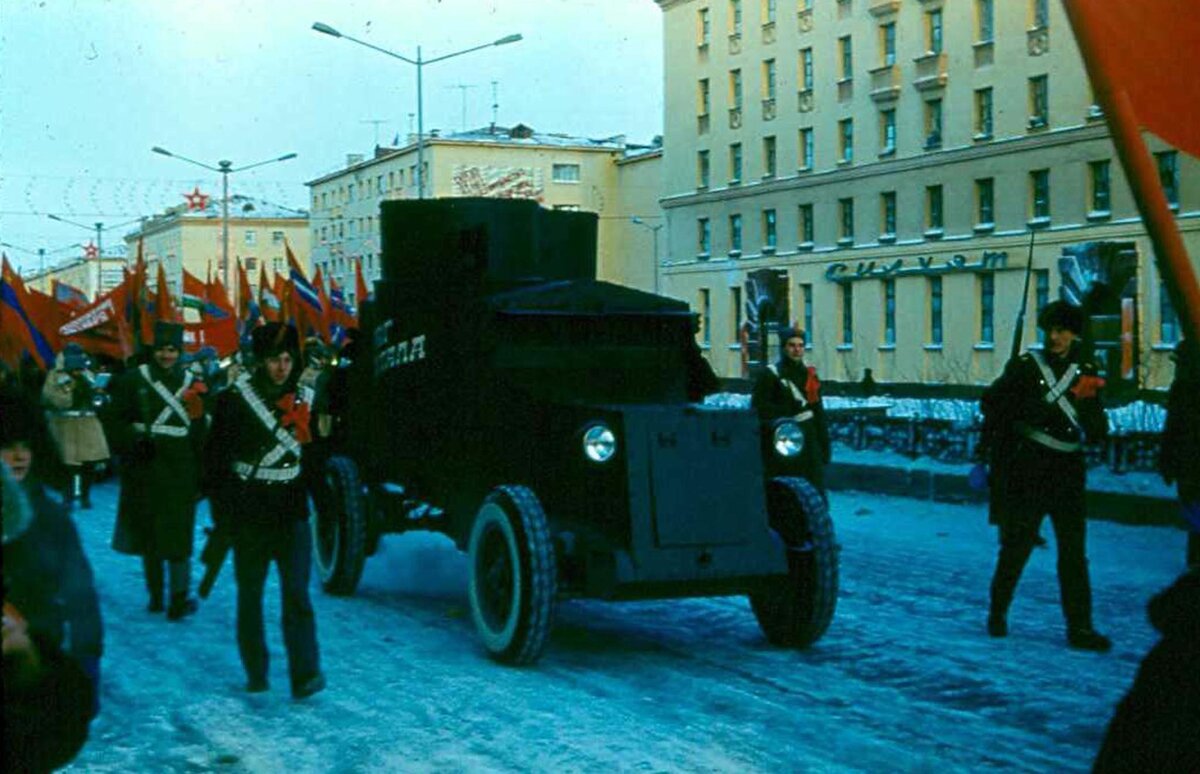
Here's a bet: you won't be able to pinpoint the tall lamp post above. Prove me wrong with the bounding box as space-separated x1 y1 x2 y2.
631 216 664 294
312 22 521 200
47 214 104 258
150 147 297 288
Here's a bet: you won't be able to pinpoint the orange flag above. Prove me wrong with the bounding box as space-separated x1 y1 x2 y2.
354 257 370 324
1 256 57 369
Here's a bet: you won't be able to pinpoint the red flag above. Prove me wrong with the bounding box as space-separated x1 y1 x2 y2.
1064 0 1200 346
52 279 90 312
155 263 177 324
259 264 282 323
58 277 134 362
207 273 235 320
183 318 238 357
312 267 332 341
1 256 57 369
275 272 292 328
354 258 370 325
182 269 208 314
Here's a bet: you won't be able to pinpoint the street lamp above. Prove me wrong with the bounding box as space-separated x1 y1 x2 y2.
312 22 521 199
150 146 297 289
631 216 664 294
47 214 104 258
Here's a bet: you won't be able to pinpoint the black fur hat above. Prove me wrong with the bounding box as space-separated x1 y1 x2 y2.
1037 300 1085 335
251 322 299 360
153 321 184 350
777 326 807 346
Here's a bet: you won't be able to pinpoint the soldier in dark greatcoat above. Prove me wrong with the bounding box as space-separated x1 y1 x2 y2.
106 321 208 620
751 327 832 492
204 322 325 699
979 300 1111 651
1159 337 1200 567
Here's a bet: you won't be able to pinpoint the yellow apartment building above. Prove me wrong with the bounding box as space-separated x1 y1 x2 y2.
24 252 128 301
656 0 1198 389
123 195 310 306
306 125 664 306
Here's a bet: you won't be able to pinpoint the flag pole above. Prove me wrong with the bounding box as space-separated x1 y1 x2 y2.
1062 0 1200 347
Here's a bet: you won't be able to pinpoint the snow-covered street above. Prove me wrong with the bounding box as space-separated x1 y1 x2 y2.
63 478 1188 773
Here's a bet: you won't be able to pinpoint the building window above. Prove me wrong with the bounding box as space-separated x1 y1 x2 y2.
839 118 854 163
1029 75 1049 128
698 78 711 115
881 191 897 237
698 217 711 255
927 9 943 53
929 276 944 345
799 203 814 245
841 283 854 345
881 22 896 67
1156 150 1179 207
698 7 711 46
732 286 742 338
763 136 777 177
730 213 743 253
880 108 896 155
1032 0 1050 28
244 230 257 246
700 288 712 346
730 142 743 183
799 127 814 170
839 197 854 243
1031 168 1051 221
977 0 994 42
1090 160 1111 213
975 88 993 138
730 0 743 35
245 257 257 272
800 47 814 91
273 257 284 273
552 163 581 183
763 0 776 24
272 230 285 245
698 150 711 188
1035 268 1050 343
927 184 944 232
883 278 896 346
801 283 814 340
925 99 943 149
763 58 777 101
730 69 743 110
980 273 995 344
839 36 853 80
976 177 995 226
762 208 777 249
1160 281 1180 344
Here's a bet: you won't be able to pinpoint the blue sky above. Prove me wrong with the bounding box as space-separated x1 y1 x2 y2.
0 0 663 271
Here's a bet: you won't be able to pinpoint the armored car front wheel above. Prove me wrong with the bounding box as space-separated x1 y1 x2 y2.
313 455 368 596
467 485 557 666
749 477 838 648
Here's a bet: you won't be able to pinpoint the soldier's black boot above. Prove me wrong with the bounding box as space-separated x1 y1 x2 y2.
144 557 165 613
987 610 1008 638
292 671 326 700
1067 627 1112 652
167 593 198 621
245 676 269 694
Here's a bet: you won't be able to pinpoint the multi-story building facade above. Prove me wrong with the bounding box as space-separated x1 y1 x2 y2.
306 125 664 306
123 195 309 309
657 0 1198 389
24 251 128 300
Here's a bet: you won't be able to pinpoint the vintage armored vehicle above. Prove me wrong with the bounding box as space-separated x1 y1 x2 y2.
314 198 838 665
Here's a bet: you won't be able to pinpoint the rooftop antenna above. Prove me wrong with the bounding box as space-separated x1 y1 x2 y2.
361 118 387 147
447 84 477 132
490 80 499 134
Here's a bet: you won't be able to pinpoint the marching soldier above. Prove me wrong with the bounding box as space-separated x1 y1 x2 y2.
204 322 325 699
980 300 1111 651
751 327 832 492
42 343 111 508
106 322 208 620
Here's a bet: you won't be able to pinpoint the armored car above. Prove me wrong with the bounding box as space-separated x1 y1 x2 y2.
314 198 838 664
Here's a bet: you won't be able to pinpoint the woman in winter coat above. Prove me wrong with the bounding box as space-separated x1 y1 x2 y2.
41 343 110 508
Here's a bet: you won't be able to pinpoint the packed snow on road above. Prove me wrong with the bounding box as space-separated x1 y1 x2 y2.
63 478 1186 773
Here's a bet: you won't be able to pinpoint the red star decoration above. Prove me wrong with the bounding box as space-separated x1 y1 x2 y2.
183 186 210 211
83 242 99 259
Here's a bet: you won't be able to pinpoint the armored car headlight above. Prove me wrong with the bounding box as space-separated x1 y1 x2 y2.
582 424 617 463
772 420 805 458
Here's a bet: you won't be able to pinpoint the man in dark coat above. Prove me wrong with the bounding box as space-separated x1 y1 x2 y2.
204 322 325 699
1093 569 1200 772
1 386 104 714
980 300 1111 651
106 321 208 620
1159 337 1200 567
751 327 832 492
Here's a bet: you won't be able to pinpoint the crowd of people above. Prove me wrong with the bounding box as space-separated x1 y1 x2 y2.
2 298 1197 769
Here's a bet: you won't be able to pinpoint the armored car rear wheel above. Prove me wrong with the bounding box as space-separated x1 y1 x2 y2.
749 477 838 648
313 455 368 595
467 485 556 666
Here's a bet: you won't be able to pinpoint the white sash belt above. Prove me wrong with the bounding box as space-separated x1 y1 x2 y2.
131 422 189 438
1021 426 1082 453
232 461 301 483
